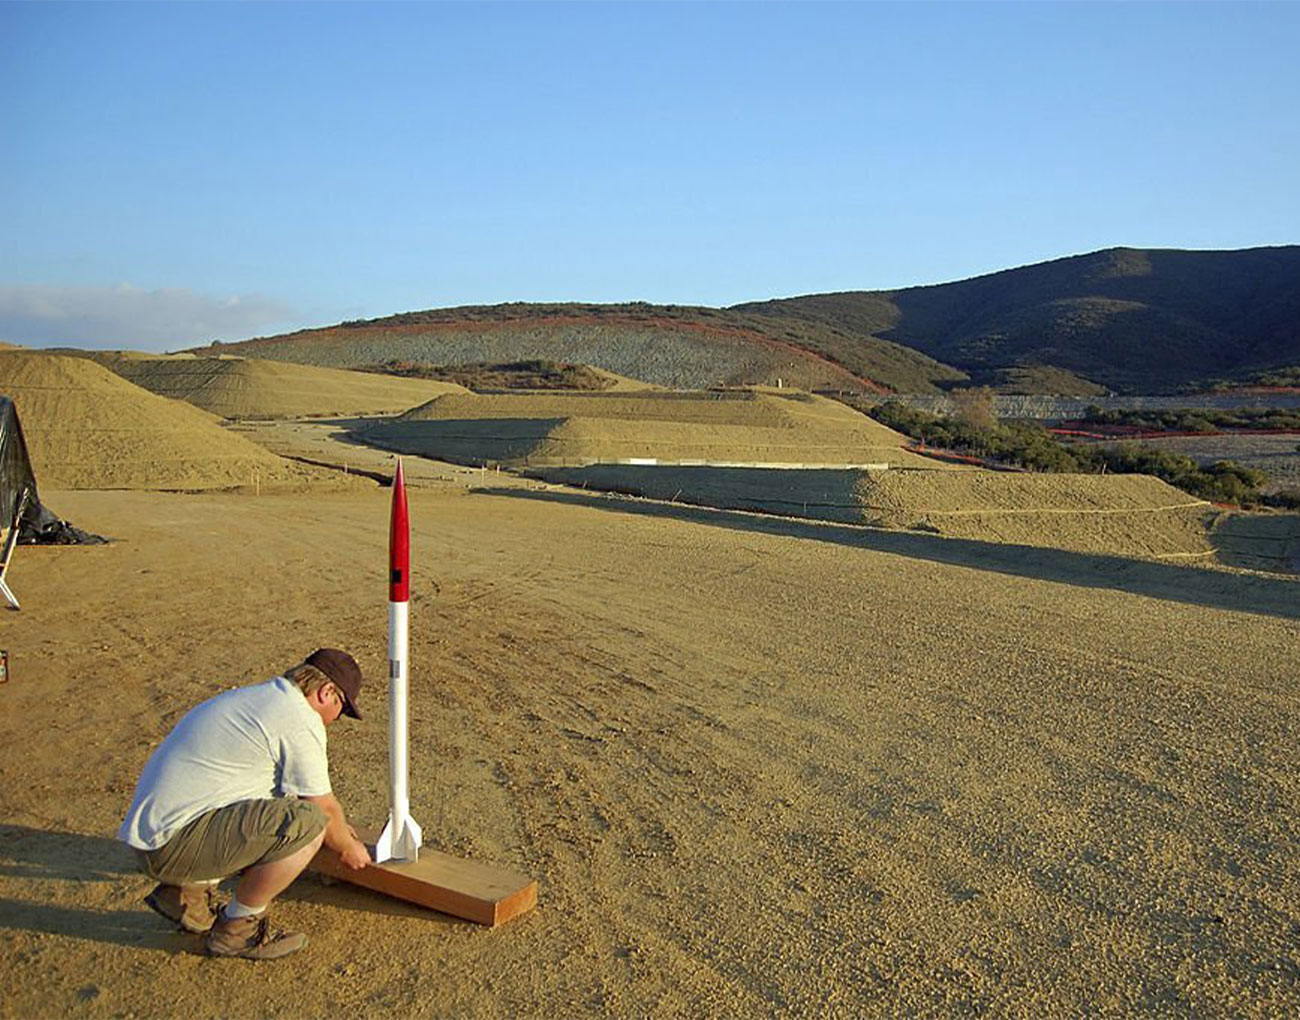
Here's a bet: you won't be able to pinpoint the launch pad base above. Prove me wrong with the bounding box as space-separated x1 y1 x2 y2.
309 827 538 927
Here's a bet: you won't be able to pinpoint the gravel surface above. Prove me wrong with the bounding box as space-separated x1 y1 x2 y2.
2 481 1297 1018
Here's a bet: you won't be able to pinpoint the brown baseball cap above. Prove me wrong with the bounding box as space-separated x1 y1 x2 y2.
305 648 363 719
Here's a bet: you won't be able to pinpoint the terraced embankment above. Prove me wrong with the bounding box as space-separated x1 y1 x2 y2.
364 389 936 468
529 466 1216 559
0 350 353 491
84 353 466 420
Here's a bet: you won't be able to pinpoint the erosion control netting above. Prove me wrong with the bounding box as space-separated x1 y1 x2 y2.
0 397 105 545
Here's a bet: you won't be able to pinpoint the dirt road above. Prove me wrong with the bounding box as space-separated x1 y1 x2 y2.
1 483 1297 1016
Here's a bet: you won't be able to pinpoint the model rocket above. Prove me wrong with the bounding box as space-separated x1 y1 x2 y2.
375 458 423 863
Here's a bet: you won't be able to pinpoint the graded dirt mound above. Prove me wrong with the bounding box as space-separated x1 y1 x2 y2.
530 465 1215 558
398 388 869 426
0 350 350 490
368 389 938 467
87 353 466 419
853 470 1215 557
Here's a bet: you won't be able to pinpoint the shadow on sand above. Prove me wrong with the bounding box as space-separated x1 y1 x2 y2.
0 823 460 950
0 823 190 952
474 486 1300 621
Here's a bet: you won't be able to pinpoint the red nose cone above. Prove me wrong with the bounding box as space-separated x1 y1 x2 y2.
388 459 409 602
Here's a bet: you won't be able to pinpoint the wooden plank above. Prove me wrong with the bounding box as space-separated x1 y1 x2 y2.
309 827 538 927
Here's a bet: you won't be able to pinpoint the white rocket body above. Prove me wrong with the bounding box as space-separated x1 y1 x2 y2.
375 602 422 862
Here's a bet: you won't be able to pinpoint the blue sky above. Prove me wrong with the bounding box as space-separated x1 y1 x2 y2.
2 1 1297 349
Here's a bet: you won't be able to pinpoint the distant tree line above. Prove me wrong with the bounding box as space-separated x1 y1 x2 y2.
358 359 614 391
1077 406 1300 432
1201 365 1300 391
869 400 1300 508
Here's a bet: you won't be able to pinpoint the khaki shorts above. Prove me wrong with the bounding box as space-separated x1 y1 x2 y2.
136 797 327 885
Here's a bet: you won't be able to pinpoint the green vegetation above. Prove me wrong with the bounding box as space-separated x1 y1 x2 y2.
983 364 1109 396
867 401 1296 506
359 359 616 391
1201 365 1300 391
1078 406 1300 432
740 246 1300 394
220 246 1300 397
327 302 966 394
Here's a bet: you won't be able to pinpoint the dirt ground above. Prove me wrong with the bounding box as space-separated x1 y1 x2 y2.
2 477 1299 1017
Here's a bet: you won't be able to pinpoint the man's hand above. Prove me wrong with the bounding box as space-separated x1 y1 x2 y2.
303 792 371 869
340 836 372 870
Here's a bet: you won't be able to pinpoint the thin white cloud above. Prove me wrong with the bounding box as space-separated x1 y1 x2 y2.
0 283 299 350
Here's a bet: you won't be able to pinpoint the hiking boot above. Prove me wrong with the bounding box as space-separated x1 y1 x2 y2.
205 912 308 960
144 883 222 934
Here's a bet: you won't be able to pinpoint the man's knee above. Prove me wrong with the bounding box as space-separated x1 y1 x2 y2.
261 798 326 863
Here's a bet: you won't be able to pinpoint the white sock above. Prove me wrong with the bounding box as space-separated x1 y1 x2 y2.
223 897 267 920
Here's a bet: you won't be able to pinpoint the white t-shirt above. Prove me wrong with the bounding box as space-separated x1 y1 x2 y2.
118 676 332 851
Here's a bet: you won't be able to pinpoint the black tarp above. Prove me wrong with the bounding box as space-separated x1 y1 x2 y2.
1 396 106 545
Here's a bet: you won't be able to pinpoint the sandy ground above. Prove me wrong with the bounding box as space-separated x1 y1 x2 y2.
225 419 522 488
2 477 1299 1018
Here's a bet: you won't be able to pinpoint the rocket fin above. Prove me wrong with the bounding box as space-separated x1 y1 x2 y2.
374 812 423 864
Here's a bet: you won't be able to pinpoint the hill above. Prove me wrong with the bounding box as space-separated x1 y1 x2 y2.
0 350 349 490
203 246 1298 396
205 303 968 394
737 246 1300 394
75 351 466 419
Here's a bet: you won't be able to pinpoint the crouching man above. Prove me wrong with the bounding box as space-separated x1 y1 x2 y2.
118 649 373 959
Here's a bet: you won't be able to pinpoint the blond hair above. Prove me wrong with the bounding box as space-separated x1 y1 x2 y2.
284 662 334 699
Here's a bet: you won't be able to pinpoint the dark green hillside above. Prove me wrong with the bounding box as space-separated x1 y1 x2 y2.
735 246 1300 393
211 246 1298 395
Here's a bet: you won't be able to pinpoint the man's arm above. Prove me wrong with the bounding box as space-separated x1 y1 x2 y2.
303 792 372 870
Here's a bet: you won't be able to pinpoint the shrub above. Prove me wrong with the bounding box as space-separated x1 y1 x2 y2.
950 387 999 431
1261 489 1300 510
867 401 1272 505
